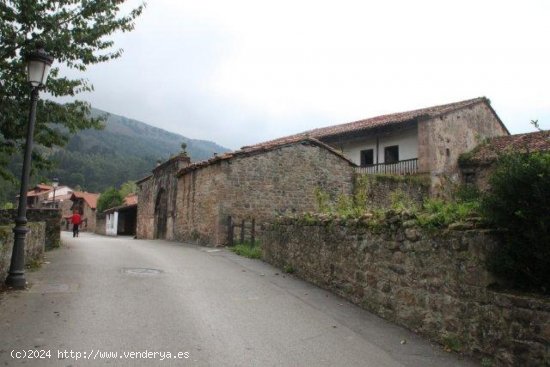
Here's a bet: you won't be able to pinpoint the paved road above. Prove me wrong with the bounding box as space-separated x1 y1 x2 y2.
0 232 478 366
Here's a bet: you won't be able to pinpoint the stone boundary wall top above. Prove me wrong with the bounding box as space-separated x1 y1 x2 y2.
0 222 46 281
261 218 549 366
0 209 61 250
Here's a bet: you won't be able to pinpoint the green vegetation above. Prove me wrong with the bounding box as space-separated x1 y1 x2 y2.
442 334 463 353
312 178 480 230
119 181 138 198
416 198 480 229
97 187 123 213
0 2 229 206
25 258 42 271
481 152 550 293
97 180 141 212
283 264 295 274
0 109 229 205
230 241 262 259
311 150 550 294
0 1 144 183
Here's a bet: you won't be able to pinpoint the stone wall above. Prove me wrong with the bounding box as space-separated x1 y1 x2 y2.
261 217 549 366
136 154 191 240
175 142 355 245
95 213 106 235
355 173 430 210
0 209 61 250
0 222 46 281
417 102 508 196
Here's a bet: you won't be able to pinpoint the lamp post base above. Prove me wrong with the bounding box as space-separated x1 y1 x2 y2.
5 272 26 289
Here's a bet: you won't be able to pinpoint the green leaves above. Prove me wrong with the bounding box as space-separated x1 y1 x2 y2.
96 186 123 212
0 0 145 182
482 151 550 293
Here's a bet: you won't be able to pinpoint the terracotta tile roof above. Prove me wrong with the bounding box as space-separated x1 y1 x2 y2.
36 184 53 191
27 190 49 197
175 97 503 176
124 193 138 206
70 191 100 209
260 97 499 145
177 137 354 176
462 130 550 165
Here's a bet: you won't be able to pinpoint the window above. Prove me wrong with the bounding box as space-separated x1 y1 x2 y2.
360 149 374 166
384 145 399 164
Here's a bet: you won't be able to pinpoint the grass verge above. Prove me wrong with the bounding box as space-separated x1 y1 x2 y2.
230 241 262 259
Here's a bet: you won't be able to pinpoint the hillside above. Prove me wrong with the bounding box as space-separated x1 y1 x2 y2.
49 108 230 192
0 109 229 203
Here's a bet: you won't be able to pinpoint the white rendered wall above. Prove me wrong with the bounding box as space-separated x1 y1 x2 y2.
338 126 418 165
106 212 118 236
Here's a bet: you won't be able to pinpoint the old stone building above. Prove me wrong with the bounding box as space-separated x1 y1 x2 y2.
136 139 354 245
175 138 354 245
137 97 511 245
265 97 509 193
136 153 191 239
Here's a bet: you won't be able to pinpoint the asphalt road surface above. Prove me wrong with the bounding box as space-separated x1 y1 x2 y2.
0 232 478 366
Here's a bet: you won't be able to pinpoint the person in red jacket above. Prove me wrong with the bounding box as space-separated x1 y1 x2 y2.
71 211 82 238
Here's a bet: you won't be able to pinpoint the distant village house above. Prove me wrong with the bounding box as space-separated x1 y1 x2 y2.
67 191 100 232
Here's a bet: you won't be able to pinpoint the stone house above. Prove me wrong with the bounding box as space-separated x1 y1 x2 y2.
68 191 100 232
23 183 53 208
269 97 509 192
459 130 550 190
137 97 510 245
137 139 355 245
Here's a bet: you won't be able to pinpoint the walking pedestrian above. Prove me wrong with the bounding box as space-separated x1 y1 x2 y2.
71 211 82 237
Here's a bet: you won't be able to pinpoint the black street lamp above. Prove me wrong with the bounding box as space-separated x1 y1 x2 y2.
52 177 59 208
5 47 54 289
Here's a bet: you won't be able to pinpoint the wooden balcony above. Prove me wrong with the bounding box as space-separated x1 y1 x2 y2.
354 158 418 175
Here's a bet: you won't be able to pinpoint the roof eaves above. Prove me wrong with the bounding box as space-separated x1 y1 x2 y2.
136 175 152 185
176 137 356 177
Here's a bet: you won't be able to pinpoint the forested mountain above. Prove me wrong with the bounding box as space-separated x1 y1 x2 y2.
0 108 229 204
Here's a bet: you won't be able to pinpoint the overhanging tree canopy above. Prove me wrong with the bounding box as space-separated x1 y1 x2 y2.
0 0 145 180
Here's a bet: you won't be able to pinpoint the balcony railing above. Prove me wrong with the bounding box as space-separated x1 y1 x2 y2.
355 158 418 175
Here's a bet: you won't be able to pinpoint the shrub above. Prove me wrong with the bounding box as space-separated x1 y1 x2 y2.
416 198 480 228
482 152 550 293
97 187 123 213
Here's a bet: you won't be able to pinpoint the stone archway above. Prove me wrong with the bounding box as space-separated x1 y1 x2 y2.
154 188 168 239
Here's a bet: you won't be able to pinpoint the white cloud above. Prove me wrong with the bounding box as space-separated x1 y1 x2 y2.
63 0 550 149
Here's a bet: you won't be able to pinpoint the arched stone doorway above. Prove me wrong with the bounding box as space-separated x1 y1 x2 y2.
154 189 168 239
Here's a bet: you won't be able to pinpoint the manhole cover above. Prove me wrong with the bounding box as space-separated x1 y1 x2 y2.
122 268 163 276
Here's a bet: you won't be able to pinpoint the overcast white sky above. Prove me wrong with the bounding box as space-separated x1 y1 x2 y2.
64 0 550 150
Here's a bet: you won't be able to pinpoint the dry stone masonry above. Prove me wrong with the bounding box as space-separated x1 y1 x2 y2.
261 214 549 366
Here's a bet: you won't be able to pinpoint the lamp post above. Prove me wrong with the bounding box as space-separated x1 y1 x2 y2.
5 47 54 289
52 177 59 208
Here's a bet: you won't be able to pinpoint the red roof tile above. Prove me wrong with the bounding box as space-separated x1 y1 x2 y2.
36 184 53 191
176 97 503 176
259 97 499 146
462 130 550 165
124 193 138 206
70 191 100 209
